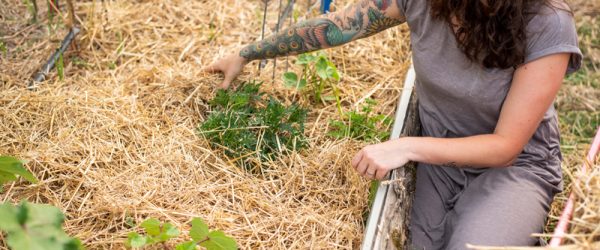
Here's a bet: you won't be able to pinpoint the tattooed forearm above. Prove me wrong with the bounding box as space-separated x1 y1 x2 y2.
239 0 405 61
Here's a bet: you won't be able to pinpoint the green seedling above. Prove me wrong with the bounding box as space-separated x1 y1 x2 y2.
199 81 307 170
283 52 342 115
176 218 237 250
0 156 38 193
126 218 180 248
126 217 237 250
0 201 84 250
328 98 392 143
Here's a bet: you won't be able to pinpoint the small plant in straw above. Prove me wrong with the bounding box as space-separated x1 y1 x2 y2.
282 52 343 115
0 156 38 192
328 98 392 143
126 217 237 250
0 201 85 250
199 81 307 170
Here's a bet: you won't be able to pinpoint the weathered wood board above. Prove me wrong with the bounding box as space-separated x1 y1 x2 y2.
362 66 421 249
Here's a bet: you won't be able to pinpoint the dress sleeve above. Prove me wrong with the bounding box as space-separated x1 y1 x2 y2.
524 7 582 74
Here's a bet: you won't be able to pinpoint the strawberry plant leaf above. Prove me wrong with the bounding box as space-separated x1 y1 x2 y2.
140 218 161 236
0 156 38 184
126 232 147 248
199 231 237 250
175 241 197 250
0 202 84 250
190 218 209 241
315 58 329 80
161 222 180 240
282 72 298 87
296 53 317 65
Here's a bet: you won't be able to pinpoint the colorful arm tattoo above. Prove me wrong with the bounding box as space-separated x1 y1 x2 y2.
240 0 405 61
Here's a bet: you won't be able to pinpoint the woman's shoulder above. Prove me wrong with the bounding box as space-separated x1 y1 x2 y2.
527 1 574 33
525 1 582 74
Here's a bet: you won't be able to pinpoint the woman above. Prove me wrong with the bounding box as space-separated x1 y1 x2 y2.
205 0 582 248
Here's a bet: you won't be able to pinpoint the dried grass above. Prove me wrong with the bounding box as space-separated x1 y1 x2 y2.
560 157 600 247
0 0 410 249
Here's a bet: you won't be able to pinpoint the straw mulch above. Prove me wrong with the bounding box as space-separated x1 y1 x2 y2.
1 0 411 249
564 158 600 248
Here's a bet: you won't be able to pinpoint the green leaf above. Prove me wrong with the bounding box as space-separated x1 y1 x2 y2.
127 232 147 248
140 218 161 236
199 231 237 250
175 241 197 250
296 54 317 65
282 72 298 87
0 171 18 183
64 238 85 250
0 202 20 232
190 218 209 242
326 61 340 81
0 202 83 250
315 58 329 79
0 156 38 184
163 222 180 238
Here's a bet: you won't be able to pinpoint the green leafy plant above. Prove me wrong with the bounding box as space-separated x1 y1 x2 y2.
0 156 38 192
176 218 237 250
328 98 392 143
126 217 237 250
0 201 84 250
283 52 342 115
199 81 307 169
126 218 180 248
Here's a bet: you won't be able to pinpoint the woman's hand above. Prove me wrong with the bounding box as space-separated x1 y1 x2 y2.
203 52 249 89
351 138 412 180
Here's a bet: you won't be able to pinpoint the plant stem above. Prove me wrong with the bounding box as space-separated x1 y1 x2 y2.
330 81 343 116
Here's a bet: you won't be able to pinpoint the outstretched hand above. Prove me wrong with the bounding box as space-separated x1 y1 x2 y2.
351 139 411 180
203 52 249 89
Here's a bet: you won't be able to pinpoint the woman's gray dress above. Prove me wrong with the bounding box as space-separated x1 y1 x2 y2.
393 0 583 249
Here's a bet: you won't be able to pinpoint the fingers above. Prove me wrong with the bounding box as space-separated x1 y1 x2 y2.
365 165 377 180
353 149 374 179
351 150 363 169
356 158 369 176
220 73 234 89
375 168 387 180
202 62 221 73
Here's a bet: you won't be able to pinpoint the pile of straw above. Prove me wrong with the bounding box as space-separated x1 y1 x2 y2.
1 0 411 248
562 158 600 247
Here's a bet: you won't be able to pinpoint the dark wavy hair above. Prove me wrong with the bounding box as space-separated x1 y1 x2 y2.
430 0 549 69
